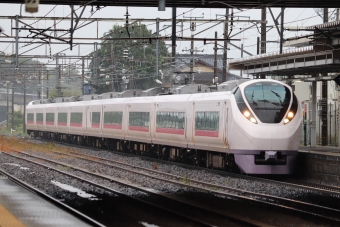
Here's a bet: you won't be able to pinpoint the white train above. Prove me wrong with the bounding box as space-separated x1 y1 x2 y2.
26 79 302 174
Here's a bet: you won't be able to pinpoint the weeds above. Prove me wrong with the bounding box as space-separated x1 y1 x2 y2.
153 162 158 170
0 135 79 155
182 175 190 184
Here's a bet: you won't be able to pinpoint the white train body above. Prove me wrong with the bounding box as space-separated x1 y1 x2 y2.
26 79 302 174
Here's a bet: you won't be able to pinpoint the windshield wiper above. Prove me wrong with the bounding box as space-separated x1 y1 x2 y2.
271 90 282 106
251 91 258 106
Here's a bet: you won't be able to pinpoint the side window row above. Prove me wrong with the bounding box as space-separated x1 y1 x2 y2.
129 112 149 127
104 111 123 125
70 112 82 124
29 111 220 132
195 111 220 131
156 112 185 129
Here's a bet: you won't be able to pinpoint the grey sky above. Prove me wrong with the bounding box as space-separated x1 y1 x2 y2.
0 3 330 75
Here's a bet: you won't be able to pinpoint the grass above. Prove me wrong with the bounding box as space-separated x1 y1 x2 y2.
182 175 190 185
0 125 29 138
0 135 79 155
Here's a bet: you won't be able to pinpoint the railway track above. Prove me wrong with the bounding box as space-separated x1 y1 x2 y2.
283 178 340 195
35 138 340 198
0 167 105 227
4 146 340 225
0 151 266 227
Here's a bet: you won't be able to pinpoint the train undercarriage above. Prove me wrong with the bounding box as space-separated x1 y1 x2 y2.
28 130 239 172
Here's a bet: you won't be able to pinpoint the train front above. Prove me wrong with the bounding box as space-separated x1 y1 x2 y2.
229 79 302 174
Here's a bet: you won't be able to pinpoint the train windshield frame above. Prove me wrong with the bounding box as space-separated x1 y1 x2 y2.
243 82 291 123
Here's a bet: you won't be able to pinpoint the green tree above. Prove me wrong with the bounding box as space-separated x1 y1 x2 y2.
89 24 170 93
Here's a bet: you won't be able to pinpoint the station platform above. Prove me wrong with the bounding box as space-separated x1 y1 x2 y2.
299 145 340 155
0 173 91 227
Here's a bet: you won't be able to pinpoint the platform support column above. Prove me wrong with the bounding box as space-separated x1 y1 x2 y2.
311 81 317 147
321 79 328 145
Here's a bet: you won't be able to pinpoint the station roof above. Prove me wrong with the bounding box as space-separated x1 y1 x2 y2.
0 0 340 8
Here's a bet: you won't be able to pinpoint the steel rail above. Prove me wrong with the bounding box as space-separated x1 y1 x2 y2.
56 149 340 199
41 150 340 217
1 151 266 227
34 139 340 198
43 139 340 197
11 149 340 223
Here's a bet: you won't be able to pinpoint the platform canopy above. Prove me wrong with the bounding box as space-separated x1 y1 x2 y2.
0 0 340 8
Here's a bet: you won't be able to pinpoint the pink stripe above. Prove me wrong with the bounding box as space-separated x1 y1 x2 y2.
156 127 184 135
70 123 82 127
36 121 43 125
46 121 54 125
129 126 149 132
104 124 122 129
92 123 100 128
27 121 34 124
58 122 67 126
195 130 219 137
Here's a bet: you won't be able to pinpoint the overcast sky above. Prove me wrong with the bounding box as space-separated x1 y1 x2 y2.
0 3 331 76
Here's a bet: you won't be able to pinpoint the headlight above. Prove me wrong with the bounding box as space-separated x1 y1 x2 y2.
284 94 299 125
243 110 257 124
287 111 294 118
243 110 250 118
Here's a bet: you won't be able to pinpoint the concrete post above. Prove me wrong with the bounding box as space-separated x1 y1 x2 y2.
311 81 317 147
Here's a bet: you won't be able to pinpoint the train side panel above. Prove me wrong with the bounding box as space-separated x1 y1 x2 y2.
190 97 227 152
26 102 36 131
35 104 45 131
125 97 155 144
102 98 127 140
45 104 57 132
56 103 70 135
152 95 190 147
69 102 86 136
85 101 103 137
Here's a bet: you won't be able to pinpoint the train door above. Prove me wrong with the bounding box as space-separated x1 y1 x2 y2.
192 100 225 151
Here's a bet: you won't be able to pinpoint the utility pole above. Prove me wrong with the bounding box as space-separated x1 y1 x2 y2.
46 70 49 99
11 78 14 130
38 68 41 99
261 8 266 54
222 8 229 83
110 43 114 92
82 57 85 95
172 7 177 68
23 71 26 133
190 32 194 83
279 8 285 54
55 53 60 97
6 84 9 130
156 17 160 79
93 42 98 85
57 64 62 97
129 59 134 89
240 44 244 77
15 15 19 69
214 31 217 83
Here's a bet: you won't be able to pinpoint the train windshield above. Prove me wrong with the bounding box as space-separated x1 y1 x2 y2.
244 82 291 123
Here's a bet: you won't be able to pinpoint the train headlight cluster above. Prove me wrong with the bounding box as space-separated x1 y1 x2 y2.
243 110 257 124
284 111 295 124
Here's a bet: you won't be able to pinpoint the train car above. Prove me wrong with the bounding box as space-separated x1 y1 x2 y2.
26 79 302 174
